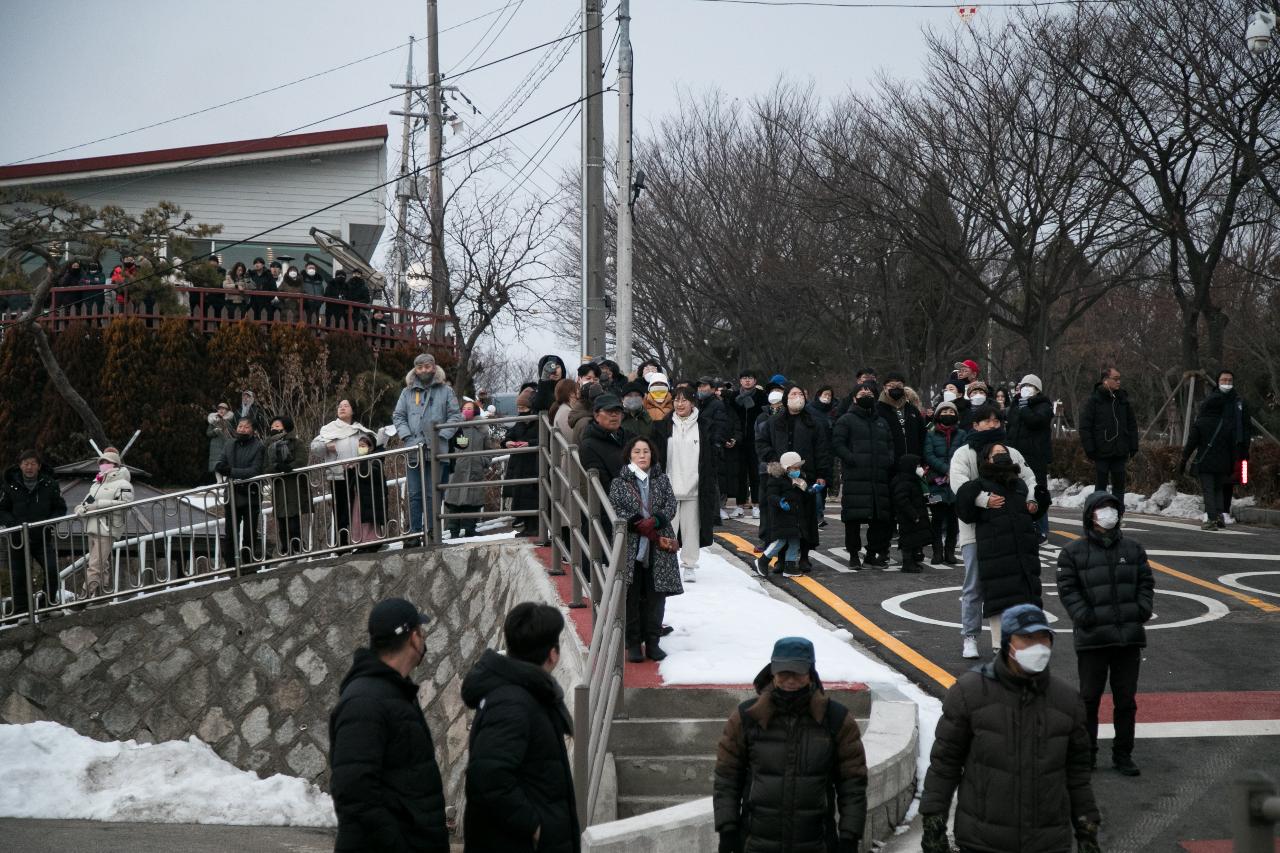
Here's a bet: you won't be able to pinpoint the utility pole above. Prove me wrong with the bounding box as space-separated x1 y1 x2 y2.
581 0 606 361
427 0 448 327
392 37 415 310
614 0 634 373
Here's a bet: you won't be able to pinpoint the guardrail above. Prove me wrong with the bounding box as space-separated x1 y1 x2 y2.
1234 771 1280 851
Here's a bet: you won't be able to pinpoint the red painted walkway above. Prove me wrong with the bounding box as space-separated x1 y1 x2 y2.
1098 691 1280 723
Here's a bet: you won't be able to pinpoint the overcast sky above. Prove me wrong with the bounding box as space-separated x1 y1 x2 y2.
1 0 987 378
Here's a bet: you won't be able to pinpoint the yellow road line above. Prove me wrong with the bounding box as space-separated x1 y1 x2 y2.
715 532 957 689
1052 530 1280 614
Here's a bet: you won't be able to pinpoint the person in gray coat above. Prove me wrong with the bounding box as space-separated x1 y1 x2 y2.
392 353 461 537
443 400 492 539
206 402 235 477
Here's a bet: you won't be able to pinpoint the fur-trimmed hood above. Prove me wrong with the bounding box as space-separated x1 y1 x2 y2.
766 460 787 478
404 365 447 389
878 386 922 410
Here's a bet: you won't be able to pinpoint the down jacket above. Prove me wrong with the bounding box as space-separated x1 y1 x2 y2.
1180 394 1235 475
607 463 683 594
954 474 1042 618
0 463 67 527
874 387 927 459
922 424 967 505
755 408 834 484
1078 384 1138 460
1056 491 1155 650
461 649 580 853
1006 393 1054 475
328 649 447 853
445 422 491 507
761 463 810 542
77 467 134 538
889 455 932 551
579 421 627 493
392 365 462 449
832 405 894 523
920 654 1099 853
713 664 868 853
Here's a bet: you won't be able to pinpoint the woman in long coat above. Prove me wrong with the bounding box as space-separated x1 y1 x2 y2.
444 399 492 539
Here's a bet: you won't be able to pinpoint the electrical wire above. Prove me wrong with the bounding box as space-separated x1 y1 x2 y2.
445 0 527 76
689 0 1123 7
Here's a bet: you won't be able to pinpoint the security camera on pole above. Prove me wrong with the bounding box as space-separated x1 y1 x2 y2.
1247 9 1277 52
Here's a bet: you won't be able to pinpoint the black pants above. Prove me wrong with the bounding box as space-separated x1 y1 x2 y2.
225 493 263 569
625 559 666 645
1094 456 1127 498
930 503 958 553
1199 471 1228 521
6 537 59 614
845 520 893 559
275 515 303 556
735 445 760 504
332 480 353 547
1077 645 1142 757
446 503 481 537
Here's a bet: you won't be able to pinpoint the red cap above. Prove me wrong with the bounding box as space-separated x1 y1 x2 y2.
963 359 980 375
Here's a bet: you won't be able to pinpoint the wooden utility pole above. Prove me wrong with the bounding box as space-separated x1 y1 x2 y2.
581 0 606 360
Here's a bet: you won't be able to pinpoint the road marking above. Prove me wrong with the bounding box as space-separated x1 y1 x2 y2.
1048 514 1255 535
1217 571 1280 600
1148 550 1280 561
1052 530 1280 613
806 551 855 574
716 531 761 556
880 586 1228 631
790 575 956 690
1097 720 1280 739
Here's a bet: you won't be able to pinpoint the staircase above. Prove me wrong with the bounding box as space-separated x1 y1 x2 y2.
609 685 871 819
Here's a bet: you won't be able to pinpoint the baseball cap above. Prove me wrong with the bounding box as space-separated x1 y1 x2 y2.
368 597 431 641
1001 603 1052 638
592 393 623 413
770 636 815 674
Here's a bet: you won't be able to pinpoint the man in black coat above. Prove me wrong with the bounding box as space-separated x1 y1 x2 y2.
329 598 448 853
578 395 627 492
1078 366 1138 498
1189 369 1254 525
1056 491 1154 777
463 602 579 853
756 385 832 571
217 418 265 569
247 257 277 319
695 376 731 447
729 370 768 517
832 382 895 568
0 449 68 614
874 371 926 459
1006 373 1054 539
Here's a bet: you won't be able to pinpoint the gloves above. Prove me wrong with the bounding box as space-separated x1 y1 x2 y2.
835 837 860 853
74 504 87 517
922 814 951 853
779 499 791 511
652 514 669 530
1075 816 1101 853
84 495 95 504
635 517 657 537
810 481 825 492
717 830 738 853
215 461 231 476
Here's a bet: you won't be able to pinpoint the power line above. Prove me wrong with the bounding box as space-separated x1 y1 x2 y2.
445 0 526 75
690 0 1123 7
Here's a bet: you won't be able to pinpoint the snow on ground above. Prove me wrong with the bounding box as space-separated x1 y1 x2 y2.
0 721 334 826
660 547 942 797
1049 479 1255 521
442 530 516 545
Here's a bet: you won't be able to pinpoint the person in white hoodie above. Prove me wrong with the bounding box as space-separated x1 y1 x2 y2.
75 448 133 600
657 388 705 582
948 404 1038 660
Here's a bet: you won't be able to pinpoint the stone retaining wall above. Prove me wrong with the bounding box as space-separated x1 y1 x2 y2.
0 543 588 812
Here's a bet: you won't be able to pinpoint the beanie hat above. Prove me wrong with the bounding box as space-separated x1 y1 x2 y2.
1019 374 1042 392
647 373 670 389
935 401 959 417
769 373 787 386
779 451 804 469
414 353 436 367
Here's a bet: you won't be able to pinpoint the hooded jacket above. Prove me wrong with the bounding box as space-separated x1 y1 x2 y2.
920 653 1098 853
756 407 834 485
643 389 674 422
1078 384 1138 460
1056 492 1155 650
923 421 967 505
889 454 932 551
713 664 868 853
532 355 568 413
832 404 895 523
762 461 810 542
393 365 462 448
578 420 626 493
0 463 68 527
328 648 447 853
1006 392 1054 474
955 472 1042 618
875 387 927 459
461 649 579 853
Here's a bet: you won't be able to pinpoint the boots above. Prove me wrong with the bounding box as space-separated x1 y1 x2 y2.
782 561 801 578
645 637 667 661
627 643 644 663
930 545 943 566
943 546 958 566
900 550 922 573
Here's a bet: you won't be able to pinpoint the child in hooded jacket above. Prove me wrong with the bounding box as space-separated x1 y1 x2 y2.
756 451 809 579
890 453 931 573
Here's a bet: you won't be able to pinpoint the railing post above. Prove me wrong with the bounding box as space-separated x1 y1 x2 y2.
573 682 591 828
427 432 441 545
20 524 35 624
569 459 584 606
226 480 241 577
1233 771 1280 853
549 438 565 575
537 416 550 542
587 471 604 606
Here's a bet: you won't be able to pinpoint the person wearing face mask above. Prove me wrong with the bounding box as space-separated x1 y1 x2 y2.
806 386 839 525
643 373 675 422
958 381 993 430
954 442 1043 642
83 259 108 315
923 402 966 565
757 386 832 572
921 603 1100 853
833 381 895 568
276 263 304 322
717 379 744 520
728 371 768 519
264 416 311 557
713 636 868 853
444 400 492 539
1181 369 1254 529
1078 365 1138 498
218 419 265 569
1006 374 1055 542
832 367 877 419
756 451 812 578
329 598 448 853
695 376 731 448
1056 492 1154 777
875 371 927 459
652 387 718 582
889 454 932 573
299 262 326 324
618 380 655 441
948 405 1038 659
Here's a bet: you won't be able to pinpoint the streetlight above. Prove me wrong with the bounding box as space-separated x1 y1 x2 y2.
1247 10 1277 53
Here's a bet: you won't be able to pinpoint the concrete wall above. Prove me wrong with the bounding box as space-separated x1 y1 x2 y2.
580 683 919 853
0 543 588 813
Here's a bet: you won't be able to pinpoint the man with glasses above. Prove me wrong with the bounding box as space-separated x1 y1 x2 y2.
1079 366 1139 498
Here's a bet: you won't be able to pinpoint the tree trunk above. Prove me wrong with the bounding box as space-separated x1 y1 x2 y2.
1204 307 1229 367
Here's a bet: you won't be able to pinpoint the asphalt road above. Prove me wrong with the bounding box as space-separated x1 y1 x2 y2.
716 507 1280 853
0 819 338 852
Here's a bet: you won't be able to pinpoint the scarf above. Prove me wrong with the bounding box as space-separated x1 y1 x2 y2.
317 419 371 442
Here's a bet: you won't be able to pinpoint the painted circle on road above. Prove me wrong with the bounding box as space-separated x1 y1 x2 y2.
880 587 1229 632
1217 571 1280 600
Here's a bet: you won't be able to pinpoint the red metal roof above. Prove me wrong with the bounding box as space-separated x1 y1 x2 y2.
0 124 389 181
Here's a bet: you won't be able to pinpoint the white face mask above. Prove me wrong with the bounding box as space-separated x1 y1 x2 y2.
942 390 958 403
969 393 987 406
915 466 925 477
1094 506 1120 530
1219 383 1233 393
628 462 649 480
1012 642 1052 674
768 390 784 405
787 398 805 413
1020 386 1035 399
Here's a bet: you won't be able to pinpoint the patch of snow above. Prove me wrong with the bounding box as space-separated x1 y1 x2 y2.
0 721 334 826
1050 480 1258 522
443 531 516 545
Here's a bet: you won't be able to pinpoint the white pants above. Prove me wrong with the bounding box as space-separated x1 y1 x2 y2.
673 498 700 569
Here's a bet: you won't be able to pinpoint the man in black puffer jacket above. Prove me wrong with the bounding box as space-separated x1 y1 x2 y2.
1078 367 1138 498
1057 490 1154 777
757 386 832 571
0 449 68 614
921 604 1101 853
1006 373 1054 539
714 637 867 853
578 396 627 492
329 598 448 853
463 603 579 853
832 381 895 568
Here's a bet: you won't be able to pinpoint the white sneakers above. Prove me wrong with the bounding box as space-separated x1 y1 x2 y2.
962 636 979 659
1223 514 1236 526
719 508 730 521
751 506 760 519
730 505 744 518
682 565 697 583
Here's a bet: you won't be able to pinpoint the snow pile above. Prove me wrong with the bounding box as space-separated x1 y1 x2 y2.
660 548 942 794
1048 479 1255 521
0 722 335 826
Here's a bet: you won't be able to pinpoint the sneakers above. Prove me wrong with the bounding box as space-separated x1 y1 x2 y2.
1113 753 1141 776
627 643 644 663
730 505 744 519
818 519 828 529
1201 519 1218 531
782 562 801 578
751 506 760 519
719 508 730 521
1222 513 1235 526
682 565 697 583
1216 517 1226 529
864 553 889 568
962 636 980 659
754 554 772 578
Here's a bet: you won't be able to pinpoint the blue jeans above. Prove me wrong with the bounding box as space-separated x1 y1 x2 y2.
406 459 435 534
960 542 982 637
764 537 801 562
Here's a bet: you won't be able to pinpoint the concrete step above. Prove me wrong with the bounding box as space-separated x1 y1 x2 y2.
620 685 871 720
616 793 702 819
609 717 727 756
615 754 718 797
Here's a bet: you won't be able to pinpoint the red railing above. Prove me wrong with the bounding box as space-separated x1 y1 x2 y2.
0 285 456 353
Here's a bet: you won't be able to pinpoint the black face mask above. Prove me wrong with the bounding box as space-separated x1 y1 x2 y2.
772 682 815 712
269 428 284 436
938 414 958 426
888 387 905 400
236 432 254 442
990 452 1012 466
856 396 875 410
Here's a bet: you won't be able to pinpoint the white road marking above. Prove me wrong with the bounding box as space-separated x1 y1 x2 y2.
831 547 850 560
879 586 1229 631
807 551 855 574
1217 571 1280 599
1148 551 1280 561
1048 514 1255 535
1097 720 1280 739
